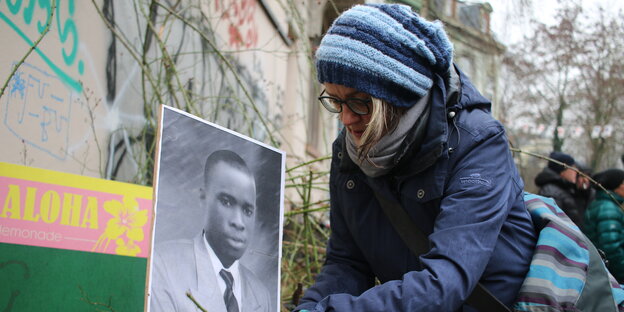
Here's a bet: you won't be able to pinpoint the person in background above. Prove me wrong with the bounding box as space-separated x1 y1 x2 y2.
583 169 624 283
294 4 537 311
534 151 591 228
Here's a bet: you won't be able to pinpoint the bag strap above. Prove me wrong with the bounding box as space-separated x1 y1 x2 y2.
373 190 511 312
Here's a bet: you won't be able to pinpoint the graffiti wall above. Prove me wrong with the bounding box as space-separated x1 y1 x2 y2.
0 0 302 186
1 0 108 175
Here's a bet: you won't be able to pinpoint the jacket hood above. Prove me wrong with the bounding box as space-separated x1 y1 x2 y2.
447 66 492 112
534 167 569 188
391 65 491 177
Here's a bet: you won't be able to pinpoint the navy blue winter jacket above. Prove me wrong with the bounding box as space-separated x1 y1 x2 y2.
296 68 537 312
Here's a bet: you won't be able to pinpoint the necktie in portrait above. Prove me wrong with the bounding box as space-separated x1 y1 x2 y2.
220 269 240 312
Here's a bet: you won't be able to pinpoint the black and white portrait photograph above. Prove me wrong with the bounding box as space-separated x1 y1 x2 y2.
147 105 285 312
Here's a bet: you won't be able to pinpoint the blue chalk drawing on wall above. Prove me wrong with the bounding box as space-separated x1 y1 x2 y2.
10 72 26 99
4 62 71 160
0 0 83 92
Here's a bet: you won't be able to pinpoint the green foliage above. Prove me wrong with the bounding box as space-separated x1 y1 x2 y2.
281 157 332 310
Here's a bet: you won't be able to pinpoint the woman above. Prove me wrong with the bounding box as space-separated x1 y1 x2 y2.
584 169 624 282
294 4 537 312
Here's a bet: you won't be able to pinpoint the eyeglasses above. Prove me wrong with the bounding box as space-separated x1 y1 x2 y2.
318 90 372 115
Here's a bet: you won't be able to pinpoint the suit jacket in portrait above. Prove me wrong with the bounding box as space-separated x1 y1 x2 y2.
149 233 271 312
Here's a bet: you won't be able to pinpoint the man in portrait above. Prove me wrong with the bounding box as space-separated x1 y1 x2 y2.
150 149 270 312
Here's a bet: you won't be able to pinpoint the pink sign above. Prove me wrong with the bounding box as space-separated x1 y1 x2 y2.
0 162 153 258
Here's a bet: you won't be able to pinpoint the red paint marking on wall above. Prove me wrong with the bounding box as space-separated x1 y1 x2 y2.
216 0 259 48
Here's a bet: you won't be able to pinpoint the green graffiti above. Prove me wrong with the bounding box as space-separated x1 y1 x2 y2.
6 0 22 15
1 0 83 92
22 0 34 24
56 0 77 66
56 1 78 65
37 0 52 33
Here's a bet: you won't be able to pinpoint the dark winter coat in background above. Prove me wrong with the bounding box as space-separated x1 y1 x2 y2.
534 167 592 228
296 68 537 312
584 190 624 282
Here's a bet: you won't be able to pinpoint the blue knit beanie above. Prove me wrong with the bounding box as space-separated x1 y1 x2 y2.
315 3 454 108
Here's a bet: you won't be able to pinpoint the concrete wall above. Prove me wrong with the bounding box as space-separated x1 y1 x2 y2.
2 0 114 176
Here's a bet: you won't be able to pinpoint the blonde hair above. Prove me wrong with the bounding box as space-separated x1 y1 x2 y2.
357 97 406 160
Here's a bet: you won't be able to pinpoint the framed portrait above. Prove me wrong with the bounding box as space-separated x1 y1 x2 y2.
147 105 285 312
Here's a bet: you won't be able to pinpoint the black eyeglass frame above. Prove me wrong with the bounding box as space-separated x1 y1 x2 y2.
317 89 372 115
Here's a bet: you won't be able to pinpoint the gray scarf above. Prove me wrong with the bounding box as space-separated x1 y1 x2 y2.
346 91 431 177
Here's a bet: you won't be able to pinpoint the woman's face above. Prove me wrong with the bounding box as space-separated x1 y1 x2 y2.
324 83 372 145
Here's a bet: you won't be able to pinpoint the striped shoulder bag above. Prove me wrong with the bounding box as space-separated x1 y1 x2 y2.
515 193 624 311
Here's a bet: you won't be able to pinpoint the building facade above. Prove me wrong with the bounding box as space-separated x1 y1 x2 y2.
0 0 504 208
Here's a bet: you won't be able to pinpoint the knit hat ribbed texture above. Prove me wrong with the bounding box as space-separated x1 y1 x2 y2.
593 169 624 191
548 151 575 174
315 4 454 108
